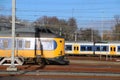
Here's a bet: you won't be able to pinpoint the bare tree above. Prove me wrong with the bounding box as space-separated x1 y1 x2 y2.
78 28 101 42
33 16 78 40
112 15 120 41
114 15 120 25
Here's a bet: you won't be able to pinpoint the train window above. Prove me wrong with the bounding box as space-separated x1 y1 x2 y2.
40 40 56 50
101 46 108 51
25 41 30 48
77 47 79 50
0 40 3 49
19 40 23 48
87 46 93 51
74 47 76 50
81 46 86 51
95 46 100 51
3 40 8 48
110 47 112 51
81 45 93 51
15 40 16 48
74 46 79 50
114 47 116 51
117 46 120 52
65 45 72 51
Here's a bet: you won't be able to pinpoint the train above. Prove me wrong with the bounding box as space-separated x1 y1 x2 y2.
0 27 69 65
65 41 120 56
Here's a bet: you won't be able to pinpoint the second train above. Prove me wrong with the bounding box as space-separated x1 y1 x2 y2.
65 41 120 56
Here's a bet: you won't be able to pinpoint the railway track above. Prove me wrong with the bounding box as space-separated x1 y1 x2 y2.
0 60 120 73
0 57 120 79
0 70 120 77
67 55 120 62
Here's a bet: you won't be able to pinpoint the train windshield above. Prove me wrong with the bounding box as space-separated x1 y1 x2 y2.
37 39 57 50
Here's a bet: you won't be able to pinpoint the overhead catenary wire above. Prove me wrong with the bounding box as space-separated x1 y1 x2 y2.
0 1 119 32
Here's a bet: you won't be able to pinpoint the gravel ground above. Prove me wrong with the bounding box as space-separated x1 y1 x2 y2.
0 76 120 80
0 76 84 80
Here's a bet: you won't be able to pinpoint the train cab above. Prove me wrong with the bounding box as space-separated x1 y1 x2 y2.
65 41 120 56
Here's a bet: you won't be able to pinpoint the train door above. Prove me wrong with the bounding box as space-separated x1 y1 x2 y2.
110 45 116 55
73 44 79 54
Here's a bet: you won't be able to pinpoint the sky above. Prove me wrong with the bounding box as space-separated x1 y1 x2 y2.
0 0 120 30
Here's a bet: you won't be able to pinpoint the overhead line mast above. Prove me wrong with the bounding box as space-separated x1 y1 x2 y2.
7 0 17 71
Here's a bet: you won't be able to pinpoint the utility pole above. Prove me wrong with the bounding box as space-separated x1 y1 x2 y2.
101 11 104 41
91 20 94 42
91 28 93 42
74 31 77 42
7 0 17 71
59 27 62 36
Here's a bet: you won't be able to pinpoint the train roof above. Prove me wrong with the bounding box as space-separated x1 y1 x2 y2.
65 41 120 44
0 27 61 38
65 41 93 43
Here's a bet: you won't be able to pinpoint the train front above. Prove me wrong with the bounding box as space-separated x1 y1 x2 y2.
35 27 69 65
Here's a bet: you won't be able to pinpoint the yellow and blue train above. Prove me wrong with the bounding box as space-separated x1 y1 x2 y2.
0 27 69 65
65 41 120 56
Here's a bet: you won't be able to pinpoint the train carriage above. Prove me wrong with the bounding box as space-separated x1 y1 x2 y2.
0 27 69 65
65 42 94 55
65 41 120 56
95 42 120 56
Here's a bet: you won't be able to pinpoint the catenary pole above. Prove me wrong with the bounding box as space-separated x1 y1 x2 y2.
11 0 15 67
7 0 17 71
